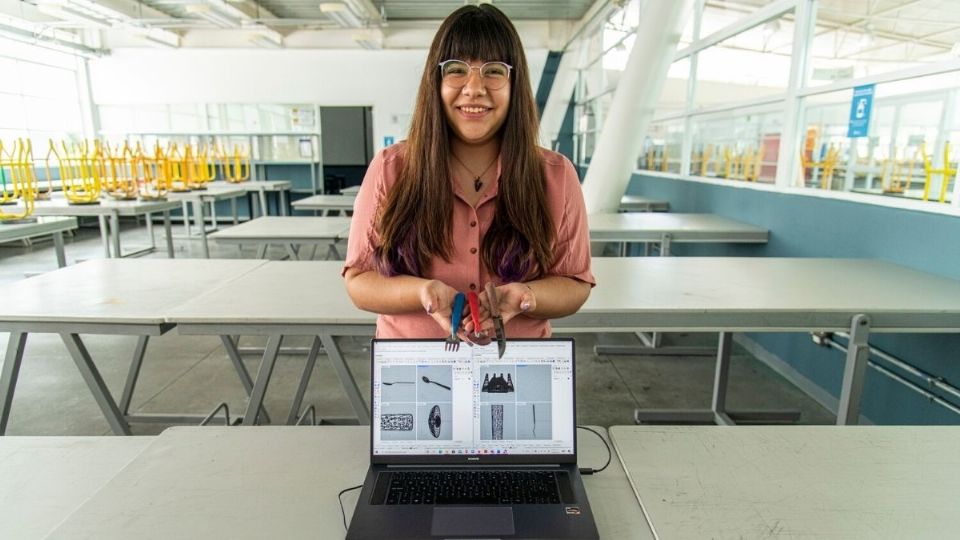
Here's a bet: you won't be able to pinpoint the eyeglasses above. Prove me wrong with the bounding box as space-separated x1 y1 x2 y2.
438 60 513 90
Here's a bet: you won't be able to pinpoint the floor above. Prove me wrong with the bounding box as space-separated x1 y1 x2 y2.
0 217 834 436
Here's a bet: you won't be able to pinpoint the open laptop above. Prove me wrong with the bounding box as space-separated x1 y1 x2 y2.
347 338 599 540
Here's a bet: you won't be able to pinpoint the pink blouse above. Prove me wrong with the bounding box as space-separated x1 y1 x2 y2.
343 143 595 338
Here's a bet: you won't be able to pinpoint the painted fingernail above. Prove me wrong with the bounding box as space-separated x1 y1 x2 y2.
521 301 530 311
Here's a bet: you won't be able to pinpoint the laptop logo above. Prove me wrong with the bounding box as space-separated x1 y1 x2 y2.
565 507 582 516
467 457 479 461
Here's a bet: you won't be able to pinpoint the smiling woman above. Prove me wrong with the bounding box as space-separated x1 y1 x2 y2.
342 4 595 341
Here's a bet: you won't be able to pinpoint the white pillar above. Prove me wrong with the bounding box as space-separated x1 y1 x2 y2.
581 0 692 214
540 39 587 149
774 0 817 188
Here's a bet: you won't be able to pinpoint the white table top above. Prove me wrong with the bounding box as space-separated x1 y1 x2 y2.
588 213 768 242
210 216 351 242
291 194 357 210
18 195 180 217
167 186 246 202
619 195 669 211
0 436 152 539
610 426 960 539
48 426 651 539
0 216 77 242
560 257 960 331
340 186 361 195
167 258 960 332
208 180 292 191
0 259 266 326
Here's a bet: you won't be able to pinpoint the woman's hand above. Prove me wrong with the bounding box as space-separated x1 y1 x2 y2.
419 279 465 337
466 282 536 336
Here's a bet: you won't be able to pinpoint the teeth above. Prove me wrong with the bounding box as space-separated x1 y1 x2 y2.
461 107 487 113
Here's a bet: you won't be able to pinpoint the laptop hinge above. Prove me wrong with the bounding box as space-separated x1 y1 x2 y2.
385 463 562 469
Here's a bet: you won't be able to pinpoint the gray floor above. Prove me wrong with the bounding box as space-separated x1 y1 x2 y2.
0 217 834 436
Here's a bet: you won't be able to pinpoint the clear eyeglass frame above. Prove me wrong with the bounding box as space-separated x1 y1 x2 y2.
438 60 513 90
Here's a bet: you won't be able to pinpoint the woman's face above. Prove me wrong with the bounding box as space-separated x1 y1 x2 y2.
440 59 511 146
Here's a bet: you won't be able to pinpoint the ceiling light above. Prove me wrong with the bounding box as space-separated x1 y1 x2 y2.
185 4 238 28
320 2 362 27
128 26 180 48
36 4 112 29
249 26 283 48
319 2 348 12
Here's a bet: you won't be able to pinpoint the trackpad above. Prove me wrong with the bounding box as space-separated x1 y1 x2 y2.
431 507 515 537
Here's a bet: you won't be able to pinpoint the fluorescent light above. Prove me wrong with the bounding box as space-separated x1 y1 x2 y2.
320 2 362 27
353 29 382 49
0 22 101 58
129 26 180 48
36 4 112 29
249 26 283 48
185 4 239 28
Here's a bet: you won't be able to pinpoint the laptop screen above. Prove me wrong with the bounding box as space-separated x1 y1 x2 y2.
370 339 576 464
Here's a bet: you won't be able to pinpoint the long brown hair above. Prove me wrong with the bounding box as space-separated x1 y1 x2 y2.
374 4 554 282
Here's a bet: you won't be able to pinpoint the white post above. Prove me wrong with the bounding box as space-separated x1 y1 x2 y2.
540 39 587 149
774 0 817 188
581 0 692 214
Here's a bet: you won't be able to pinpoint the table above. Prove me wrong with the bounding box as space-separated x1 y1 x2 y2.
0 436 152 539
167 258 960 427
208 180 292 217
588 213 768 256
44 426 652 539
619 195 669 212
610 426 960 539
292 194 357 216
209 216 351 260
0 259 268 435
0 216 77 268
168 187 246 258
14 195 179 259
560 257 960 425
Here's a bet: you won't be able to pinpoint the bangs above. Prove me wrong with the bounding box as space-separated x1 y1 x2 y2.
440 9 513 64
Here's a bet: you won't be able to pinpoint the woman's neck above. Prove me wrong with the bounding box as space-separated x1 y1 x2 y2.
450 137 501 169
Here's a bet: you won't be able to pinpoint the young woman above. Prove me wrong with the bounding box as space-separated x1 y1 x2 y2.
343 4 594 340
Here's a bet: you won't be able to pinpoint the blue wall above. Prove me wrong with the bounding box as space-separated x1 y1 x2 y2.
628 172 960 424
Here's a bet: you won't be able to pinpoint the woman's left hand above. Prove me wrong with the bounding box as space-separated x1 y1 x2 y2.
467 282 536 336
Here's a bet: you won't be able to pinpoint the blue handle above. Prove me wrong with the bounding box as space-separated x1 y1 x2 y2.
450 292 466 336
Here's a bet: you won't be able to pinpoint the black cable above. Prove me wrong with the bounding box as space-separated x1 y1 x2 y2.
576 425 612 475
338 484 363 531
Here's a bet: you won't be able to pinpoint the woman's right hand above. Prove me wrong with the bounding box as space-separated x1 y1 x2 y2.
419 279 463 336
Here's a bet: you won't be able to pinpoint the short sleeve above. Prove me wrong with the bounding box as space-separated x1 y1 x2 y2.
547 157 596 286
342 148 391 276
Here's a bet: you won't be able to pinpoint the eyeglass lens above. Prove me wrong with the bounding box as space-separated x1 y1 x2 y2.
440 61 510 89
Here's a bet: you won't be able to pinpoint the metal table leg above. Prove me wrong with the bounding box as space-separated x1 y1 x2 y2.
231 198 238 225
319 332 370 424
181 201 192 236
110 212 121 258
220 335 271 424
163 210 175 258
195 199 209 258
60 333 131 435
258 190 269 217
242 335 283 425
118 336 150 416
279 190 288 216
287 336 321 425
0 332 28 435
146 212 155 249
98 215 111 258
52 231 67 267
837 314 871 425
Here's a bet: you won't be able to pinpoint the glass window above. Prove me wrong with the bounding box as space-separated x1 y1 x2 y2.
689 108 782 183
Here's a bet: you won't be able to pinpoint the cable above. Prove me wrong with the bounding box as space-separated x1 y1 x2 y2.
576 425 611 475
338 484 363 531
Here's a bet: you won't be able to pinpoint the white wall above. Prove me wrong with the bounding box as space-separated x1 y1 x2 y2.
88 48 547 152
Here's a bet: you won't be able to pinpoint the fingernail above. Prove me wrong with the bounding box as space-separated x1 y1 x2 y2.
426 303 433 313
521 301 530 311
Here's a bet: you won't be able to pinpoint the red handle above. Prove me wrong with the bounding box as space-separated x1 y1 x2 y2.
467 291 482 334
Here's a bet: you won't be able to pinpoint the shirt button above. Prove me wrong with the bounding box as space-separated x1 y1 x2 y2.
470 221 477 227
470 247 477 254
469 283 476 290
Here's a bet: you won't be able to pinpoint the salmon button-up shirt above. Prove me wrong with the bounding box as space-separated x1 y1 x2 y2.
343 143 595 338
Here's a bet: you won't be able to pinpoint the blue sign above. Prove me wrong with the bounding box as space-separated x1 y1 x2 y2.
847 84 874 138
383 136 395 146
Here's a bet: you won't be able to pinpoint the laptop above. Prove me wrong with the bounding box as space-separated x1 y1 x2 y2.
347 338 599 540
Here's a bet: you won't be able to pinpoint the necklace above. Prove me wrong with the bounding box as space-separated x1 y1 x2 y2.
451 153 498 192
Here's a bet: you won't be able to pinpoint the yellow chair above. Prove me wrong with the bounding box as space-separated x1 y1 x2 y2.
135 142 167 201
920 143 957 203
0 139 37 221
46 140 100 204
102 141 139 200
159 142 191 193
800 144 840 190
218 143 250 183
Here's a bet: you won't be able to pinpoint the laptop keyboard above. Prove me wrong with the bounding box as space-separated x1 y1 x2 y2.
377 470 572 505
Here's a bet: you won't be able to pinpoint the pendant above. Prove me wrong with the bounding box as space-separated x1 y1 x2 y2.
474 177 483 192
